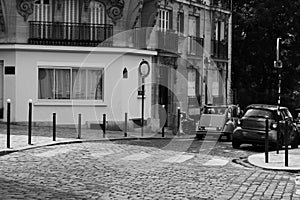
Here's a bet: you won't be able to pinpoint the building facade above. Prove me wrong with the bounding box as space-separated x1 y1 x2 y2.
0 0 232 130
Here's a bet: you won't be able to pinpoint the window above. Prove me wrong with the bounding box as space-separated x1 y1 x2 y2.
159 9 170 31
63 0 79 23
33 0 52 21
188 68 196 97
89 1 106 24
215 21 225 41
177 12 184 34
89 1 106 40
38 67 103 100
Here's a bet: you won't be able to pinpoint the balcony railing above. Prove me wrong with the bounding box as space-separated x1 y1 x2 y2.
187 36 204 56
29 21 113 47
156 30 178 53
211 40 228 59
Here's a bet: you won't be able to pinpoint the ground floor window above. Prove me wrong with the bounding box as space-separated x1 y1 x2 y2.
38 67 103 100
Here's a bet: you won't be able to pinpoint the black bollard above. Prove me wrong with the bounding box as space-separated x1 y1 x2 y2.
276 112 280 154
53 113 56 141
28 99 32 145
162 105 165 138
103 114 106 138
77 113 81 139
7 99 11 149
177 107 181 136
285 120 288 167
265 117 269 163
124 113 127 137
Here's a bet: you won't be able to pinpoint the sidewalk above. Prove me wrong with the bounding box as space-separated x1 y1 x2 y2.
248 148 300 171
0 123 190 154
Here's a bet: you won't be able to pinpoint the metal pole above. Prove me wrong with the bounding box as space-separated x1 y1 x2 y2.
285 120 288 167
124 112 127 137
53 113 56 141
28 99 32 145
162 105 165 138
205 66 208 105
265 117 269 163
141 78 145 137
276 109 280 154
7 99 11 149
103 114 106 138
77 113 81 139
177 107 181 136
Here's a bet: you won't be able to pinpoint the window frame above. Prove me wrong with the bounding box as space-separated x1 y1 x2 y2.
38 66 104 101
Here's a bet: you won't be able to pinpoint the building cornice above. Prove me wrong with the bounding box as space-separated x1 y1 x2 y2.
0 44 158 56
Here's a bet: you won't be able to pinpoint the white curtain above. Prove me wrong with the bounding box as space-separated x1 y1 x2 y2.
55 69 70 99
87 70 102 100
72 69 87 99
38 68 54 99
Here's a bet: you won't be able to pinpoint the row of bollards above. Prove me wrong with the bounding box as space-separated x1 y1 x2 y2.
5 100 176 148
264 117 289 166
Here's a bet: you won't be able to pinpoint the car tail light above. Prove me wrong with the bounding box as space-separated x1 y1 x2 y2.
270 122 278 130
237 119 242 126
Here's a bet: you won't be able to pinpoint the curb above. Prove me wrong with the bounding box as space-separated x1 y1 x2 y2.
247 152 300 173
0 135 196 156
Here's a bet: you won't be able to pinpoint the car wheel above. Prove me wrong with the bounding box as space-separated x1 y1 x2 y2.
232 139 240 149
291 131 299 149
226 133 232 141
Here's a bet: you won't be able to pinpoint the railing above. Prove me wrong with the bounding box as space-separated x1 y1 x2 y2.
187 36 204 56
156 30 178 53
28 21 113 47
211 40 228 59
211 0 231 10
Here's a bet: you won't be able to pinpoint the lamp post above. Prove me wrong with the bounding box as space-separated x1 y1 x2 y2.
204 57 211 105
138 60 150 137
274 38 282 154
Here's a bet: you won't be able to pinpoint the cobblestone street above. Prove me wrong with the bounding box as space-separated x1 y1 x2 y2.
0 139 299 200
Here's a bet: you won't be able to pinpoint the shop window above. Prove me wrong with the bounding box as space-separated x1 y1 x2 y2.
38 67 103 100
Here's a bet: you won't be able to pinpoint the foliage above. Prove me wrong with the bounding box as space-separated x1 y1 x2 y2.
232 0 300 114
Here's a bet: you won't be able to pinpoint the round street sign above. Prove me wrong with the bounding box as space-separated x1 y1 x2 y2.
139 60 150 78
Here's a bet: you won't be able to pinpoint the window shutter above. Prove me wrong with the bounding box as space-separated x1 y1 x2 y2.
196 16 200 37
169 10 173 30
180 13 184 33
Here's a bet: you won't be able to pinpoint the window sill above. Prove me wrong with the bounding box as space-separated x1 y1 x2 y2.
34 100 107 107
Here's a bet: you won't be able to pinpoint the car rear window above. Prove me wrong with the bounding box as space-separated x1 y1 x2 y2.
203 107 227 115
244 108 275 119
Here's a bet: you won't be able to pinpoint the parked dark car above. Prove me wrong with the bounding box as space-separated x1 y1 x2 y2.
196 104 241 141
232 104 299 149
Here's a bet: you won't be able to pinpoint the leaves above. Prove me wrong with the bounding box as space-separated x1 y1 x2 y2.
232 0 300 112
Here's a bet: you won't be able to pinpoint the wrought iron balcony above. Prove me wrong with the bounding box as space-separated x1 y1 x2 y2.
28 21 113 47
211 40 228 59
187 36 204 56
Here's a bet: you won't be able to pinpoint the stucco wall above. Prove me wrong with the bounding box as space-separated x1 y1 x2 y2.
1 46 155 125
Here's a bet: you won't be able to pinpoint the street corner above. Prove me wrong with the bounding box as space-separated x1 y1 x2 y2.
247 150 300 172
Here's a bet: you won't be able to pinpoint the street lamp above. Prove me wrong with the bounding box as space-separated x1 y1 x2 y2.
274 37 282 154
204 57 211 105
138 60 150 137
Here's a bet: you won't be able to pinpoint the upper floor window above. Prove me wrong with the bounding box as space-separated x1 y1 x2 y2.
63 0 79 23
214 21 225 41
33 0 52 21
177 12 184 34
159 9 170 31
89 1 106 24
